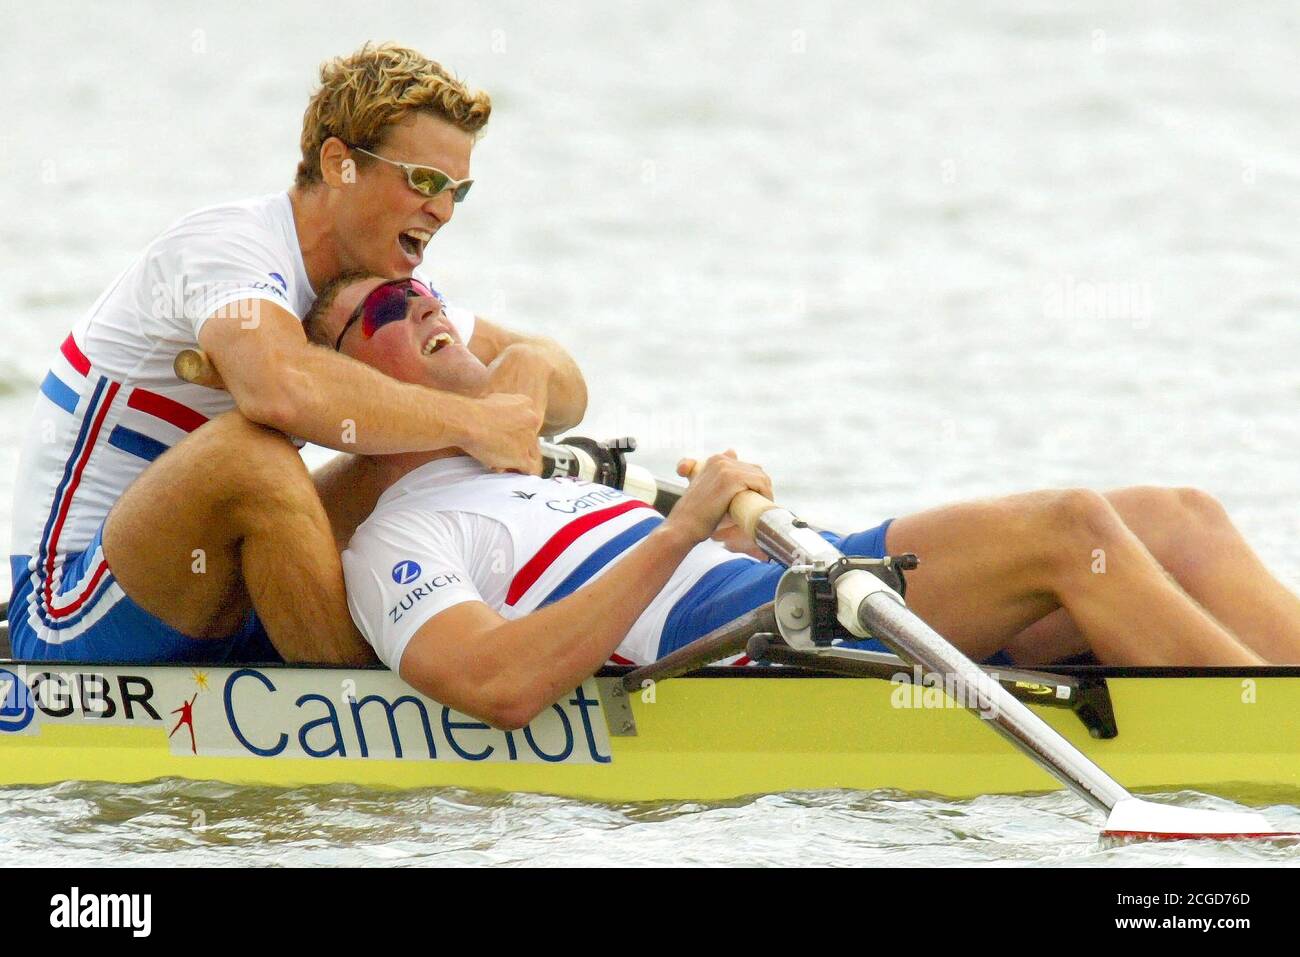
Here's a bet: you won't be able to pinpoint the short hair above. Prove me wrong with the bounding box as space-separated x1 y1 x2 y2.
303 270 373 347
296 42 491 189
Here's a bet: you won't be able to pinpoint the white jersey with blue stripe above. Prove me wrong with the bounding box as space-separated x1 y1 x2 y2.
7 192 472 646
342 456 760 671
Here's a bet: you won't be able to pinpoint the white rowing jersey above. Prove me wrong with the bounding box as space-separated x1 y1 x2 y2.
7 191 473 618
342 456 760 671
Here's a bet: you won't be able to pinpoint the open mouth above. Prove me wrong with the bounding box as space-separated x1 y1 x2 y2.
398 227 433 260
421 332 454 356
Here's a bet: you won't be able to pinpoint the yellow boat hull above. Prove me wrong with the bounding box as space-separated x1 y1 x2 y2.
1 662 1296 802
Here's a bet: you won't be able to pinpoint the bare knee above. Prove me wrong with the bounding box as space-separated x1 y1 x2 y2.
1116 486 1233 583
206 410 301 459
1113 485 1235 548
1045 488 1119 536
1037 488 1126 575
197 412 298 459
1114 484 1227 523
1169 486 1231 529
195 414 316 511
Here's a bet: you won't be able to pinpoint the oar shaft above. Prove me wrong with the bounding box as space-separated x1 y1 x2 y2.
859 592 1129 812
540 441 684 514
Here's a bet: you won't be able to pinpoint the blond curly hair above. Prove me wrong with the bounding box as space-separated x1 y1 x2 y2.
296 43 491 188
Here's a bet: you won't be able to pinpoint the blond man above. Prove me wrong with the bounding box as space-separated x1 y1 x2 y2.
6 44 586 665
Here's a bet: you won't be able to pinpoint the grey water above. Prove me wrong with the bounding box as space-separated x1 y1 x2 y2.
2 0 1298 864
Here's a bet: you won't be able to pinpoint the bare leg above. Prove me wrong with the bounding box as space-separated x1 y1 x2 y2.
103 413 374 665
1000 609 1084 665
1002 487 1300 664
884 489 1262 666
1095 487 1300 662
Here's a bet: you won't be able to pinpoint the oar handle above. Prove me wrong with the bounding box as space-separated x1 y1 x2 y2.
685 458 781 540
175 348 225 390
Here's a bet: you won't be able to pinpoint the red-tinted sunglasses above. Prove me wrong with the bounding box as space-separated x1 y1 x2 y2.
334 278 440 351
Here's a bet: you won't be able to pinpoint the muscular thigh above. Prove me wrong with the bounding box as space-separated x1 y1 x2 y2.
102 414 296 637
881 491 1068 659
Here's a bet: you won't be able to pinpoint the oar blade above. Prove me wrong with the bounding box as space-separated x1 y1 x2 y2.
1103 798 1298 842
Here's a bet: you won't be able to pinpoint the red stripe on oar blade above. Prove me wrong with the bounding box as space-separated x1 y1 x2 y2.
505 500 653 606
128 388 209 433
61 335 91 376
1103 830 1300 842
1102 798 1292 841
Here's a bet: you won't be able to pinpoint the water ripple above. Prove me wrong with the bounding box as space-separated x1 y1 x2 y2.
1 781 1296 867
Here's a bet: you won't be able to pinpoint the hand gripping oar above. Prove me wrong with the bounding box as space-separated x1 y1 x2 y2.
679 459 1291 840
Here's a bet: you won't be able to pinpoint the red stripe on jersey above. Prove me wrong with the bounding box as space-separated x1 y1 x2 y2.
61 334 91 376
43 380 120 616
128 388 209 433
505 500 654 606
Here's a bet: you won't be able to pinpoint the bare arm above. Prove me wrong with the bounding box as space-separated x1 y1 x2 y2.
399 525 695 729
468 316 588 435
397 453 774 729
198 301 542 471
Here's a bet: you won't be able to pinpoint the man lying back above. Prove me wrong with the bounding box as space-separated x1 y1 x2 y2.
312 274 1300 728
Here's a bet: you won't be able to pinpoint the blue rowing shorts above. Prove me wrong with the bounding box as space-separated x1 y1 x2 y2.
658 520 898 658
8 519 281 664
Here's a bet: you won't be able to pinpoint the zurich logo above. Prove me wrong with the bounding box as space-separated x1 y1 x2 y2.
392 561 422 585
0 668 35 733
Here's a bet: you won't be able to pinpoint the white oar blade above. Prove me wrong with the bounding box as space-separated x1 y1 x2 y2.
1103 798 1296 841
